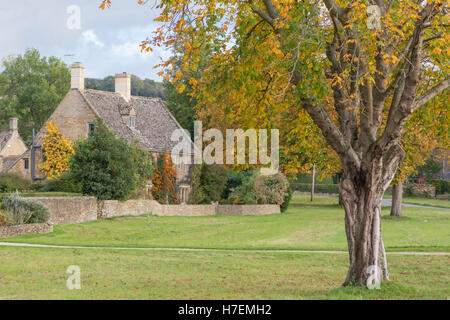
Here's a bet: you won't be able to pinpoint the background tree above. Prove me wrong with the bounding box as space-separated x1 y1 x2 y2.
390 97 447 216
85 75 165 99
39 122 75 179
0 49 70 143
70 120 138 201
102 0 449 286
151 153 180 204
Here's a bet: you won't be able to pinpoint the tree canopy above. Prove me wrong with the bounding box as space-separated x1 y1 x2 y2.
0 49 70 143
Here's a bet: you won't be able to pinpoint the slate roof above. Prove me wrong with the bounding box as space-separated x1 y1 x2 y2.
1 155 22 171
81 89 193 154
0 131 11 151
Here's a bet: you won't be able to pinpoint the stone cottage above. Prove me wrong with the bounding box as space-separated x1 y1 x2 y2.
0 118 30 179
12 63 194 202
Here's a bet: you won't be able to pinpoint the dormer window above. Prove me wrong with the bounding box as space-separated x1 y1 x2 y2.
129 116 136 129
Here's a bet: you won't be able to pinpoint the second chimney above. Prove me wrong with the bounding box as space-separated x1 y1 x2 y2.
71 63 85 91
115 73 131 101
9 117 18 135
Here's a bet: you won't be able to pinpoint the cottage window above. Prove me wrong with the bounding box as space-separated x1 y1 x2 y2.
129 116 136 129
88 122 95 136
24 158 29 170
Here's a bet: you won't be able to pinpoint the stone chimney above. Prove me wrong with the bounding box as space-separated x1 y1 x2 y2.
115 73 131 101
71 62 85 91
9 117 18 135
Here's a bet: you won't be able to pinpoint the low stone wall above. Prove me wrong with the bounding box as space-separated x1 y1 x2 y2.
217 204 280 216
152 202 280 216
386 183 436 197
152 201 216 216
293 191 339 197
0 222 53 239
6 197 281 223
99 200 153 218
407 183 436 197
32 196 97 225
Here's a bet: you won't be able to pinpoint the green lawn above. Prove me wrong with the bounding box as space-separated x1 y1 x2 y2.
1 195 448 299
0 247 448 299
5 195 449 252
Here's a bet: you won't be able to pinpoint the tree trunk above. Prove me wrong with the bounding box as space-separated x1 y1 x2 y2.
311 163 315 202
339 171 390 287
390 183 403 217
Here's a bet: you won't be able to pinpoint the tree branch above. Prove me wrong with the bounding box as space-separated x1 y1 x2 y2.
416 79 450 108
248 1 276 30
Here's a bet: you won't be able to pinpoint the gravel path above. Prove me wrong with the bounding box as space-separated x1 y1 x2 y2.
0 242 448 256
381 198 450 211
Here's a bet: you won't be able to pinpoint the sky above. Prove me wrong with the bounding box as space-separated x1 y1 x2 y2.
0 0 170 80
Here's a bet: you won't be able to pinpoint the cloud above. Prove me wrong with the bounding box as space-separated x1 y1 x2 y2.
81 30 104 48
0 0 168 80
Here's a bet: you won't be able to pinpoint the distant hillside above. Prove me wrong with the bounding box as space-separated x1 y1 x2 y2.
85 75 165 99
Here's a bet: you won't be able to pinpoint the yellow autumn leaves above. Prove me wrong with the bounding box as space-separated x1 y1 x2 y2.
39 122 75 179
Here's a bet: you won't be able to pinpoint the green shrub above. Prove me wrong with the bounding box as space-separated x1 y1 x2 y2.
0 173 32 193
428 179 450 195
189 164 228 204
290 183 339 194
404 185 414 196
1 192 50 225
70 120 138 200
254 173 288 205
221 170 254 200
35 172 82 193
281 184 292 213
227 173 257 204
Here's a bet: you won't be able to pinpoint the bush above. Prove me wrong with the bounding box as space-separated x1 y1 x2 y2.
1 192 50 225
0 211 6 226
254 173 288 205
428 179 450 195
221 170 254 200
280 184 292 212
35 172 82 193
404 185 414 196
290 183 339 194
0 173 32 193
189 164 228 204
70 120 138 200
227 173 258 204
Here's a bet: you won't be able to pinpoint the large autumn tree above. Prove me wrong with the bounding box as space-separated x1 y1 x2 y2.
101 0 449 286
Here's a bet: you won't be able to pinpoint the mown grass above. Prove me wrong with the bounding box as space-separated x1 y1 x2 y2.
4 195 449 252
0 246 448 299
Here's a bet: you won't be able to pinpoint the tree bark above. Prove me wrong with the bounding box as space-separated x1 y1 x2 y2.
390 183 403 217
339 159 394 286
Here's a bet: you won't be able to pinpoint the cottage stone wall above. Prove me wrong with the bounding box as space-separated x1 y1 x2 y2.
0 222 53 239
0 132 27 159
34 90 98 146
6 151 32 180
30 90 98 180
32 196 97 225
